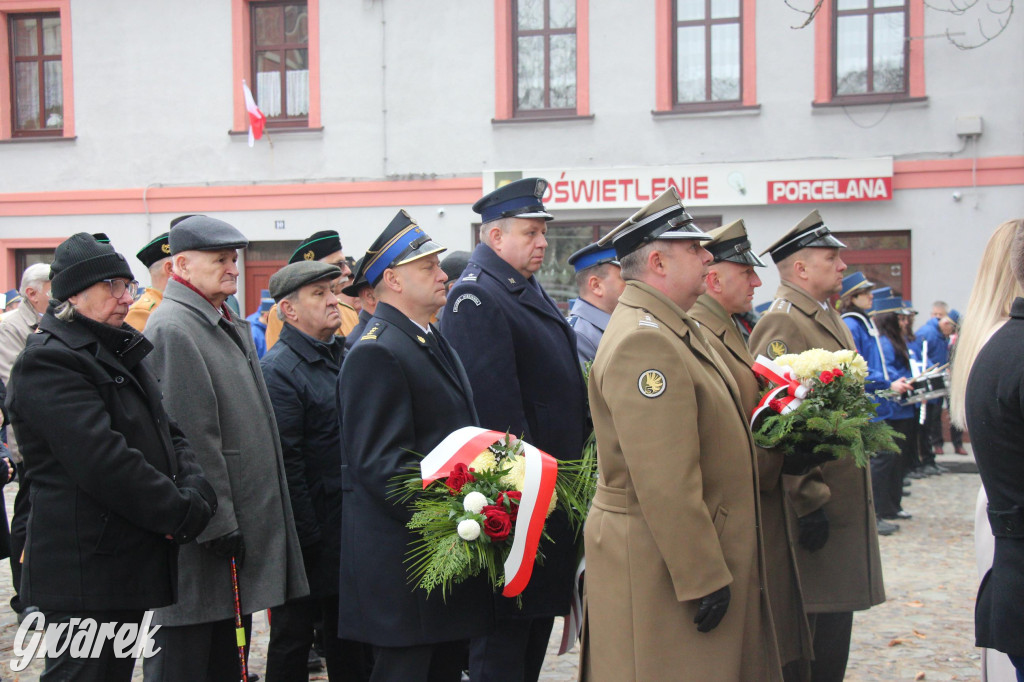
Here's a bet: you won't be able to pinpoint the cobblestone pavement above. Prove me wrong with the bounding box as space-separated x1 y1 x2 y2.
0 450 983 681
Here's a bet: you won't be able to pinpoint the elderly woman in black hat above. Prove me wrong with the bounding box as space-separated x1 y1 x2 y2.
5 232 216 682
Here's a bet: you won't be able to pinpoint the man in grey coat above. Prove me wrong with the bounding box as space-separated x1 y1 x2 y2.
143 215 308 682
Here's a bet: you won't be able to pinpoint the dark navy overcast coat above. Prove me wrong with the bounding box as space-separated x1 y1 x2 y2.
337 301 494 646
440 242 588 619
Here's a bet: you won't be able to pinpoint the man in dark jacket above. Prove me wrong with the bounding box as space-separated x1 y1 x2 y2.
338 210 494 681
440 179 588 682
6 233 216 681
966 225 1024 678
262 260 370 682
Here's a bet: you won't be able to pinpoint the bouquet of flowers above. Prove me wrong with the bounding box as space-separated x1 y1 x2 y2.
750 348 902 468
390 427 596 601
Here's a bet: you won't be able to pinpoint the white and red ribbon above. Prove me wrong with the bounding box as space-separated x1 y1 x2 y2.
420 426 559 598
750 355 810 426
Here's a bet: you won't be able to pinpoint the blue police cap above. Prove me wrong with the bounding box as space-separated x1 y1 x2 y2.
474 178 553 224
568 243 619 273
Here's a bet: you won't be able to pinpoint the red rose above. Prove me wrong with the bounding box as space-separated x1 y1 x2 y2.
445 463 475 495
482 505 512 542
819 370 835 384
497 491 522 522
769 399 784 413
833 368 844 377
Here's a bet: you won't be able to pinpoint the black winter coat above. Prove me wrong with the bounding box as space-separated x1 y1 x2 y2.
966 297 1024 657
5 313 212 611
440 243 588 618
261 322 344 597
337 302 494 647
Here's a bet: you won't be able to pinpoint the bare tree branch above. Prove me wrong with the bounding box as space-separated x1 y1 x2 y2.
948 0 1014 48
785 0 826 29
788 0 1014 49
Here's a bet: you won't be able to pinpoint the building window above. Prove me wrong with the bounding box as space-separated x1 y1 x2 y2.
674 0 741 105
250 1 308 125
834 0 908 98
513 0 577 115
494 0 590 121
8 12 62 136
654 0 755 113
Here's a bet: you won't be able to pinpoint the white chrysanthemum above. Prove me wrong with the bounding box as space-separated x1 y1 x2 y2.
469 450 497 473
457 519 481 541
463 491 487 514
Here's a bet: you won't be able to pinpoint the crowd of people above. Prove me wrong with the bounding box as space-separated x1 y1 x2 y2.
0 177 1018 682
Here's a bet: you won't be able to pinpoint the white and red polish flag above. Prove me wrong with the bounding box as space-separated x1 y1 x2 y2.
241 80 265 148
419 426 558 598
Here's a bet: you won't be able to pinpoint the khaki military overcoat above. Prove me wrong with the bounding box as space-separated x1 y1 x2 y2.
580 282 781 682
748 281 885 612
690 294 814 666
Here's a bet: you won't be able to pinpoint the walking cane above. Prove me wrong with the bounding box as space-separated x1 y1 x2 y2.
230 556 249 682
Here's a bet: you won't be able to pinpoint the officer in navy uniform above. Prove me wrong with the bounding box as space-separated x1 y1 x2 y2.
440 178 587 682
337 210 494 682
566 242 625 366
341 257 378 349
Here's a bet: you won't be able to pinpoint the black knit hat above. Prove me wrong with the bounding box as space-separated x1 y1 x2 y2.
50 232 134 301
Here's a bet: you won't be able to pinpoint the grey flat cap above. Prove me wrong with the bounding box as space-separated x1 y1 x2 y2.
170 215 249 254
269 261 342 302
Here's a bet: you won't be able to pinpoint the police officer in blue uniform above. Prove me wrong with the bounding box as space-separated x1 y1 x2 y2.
337 210 494 681
440 178 588 682
566 243 625 367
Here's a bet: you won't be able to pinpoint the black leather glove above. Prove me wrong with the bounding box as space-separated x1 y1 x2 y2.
798 508 830 552
171 488 214 545
204 529 246 568
781 443 838 476
694 585 731 633
176 474 218 516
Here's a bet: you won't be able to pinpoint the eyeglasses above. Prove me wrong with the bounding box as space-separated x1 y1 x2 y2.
102 279 140 299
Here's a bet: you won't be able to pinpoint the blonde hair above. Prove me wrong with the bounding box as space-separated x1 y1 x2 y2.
949 219 1024 429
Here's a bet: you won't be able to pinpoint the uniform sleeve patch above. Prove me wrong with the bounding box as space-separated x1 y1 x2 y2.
638 369 666 398
767 339 788 359
637 313 659 329
453 293 482 313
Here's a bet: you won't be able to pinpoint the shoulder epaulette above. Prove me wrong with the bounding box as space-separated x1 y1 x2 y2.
637 312 660 329
768 298 793 314
360 320 387 341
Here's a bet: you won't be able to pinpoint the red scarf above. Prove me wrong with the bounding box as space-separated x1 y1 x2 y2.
171 274 233 321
